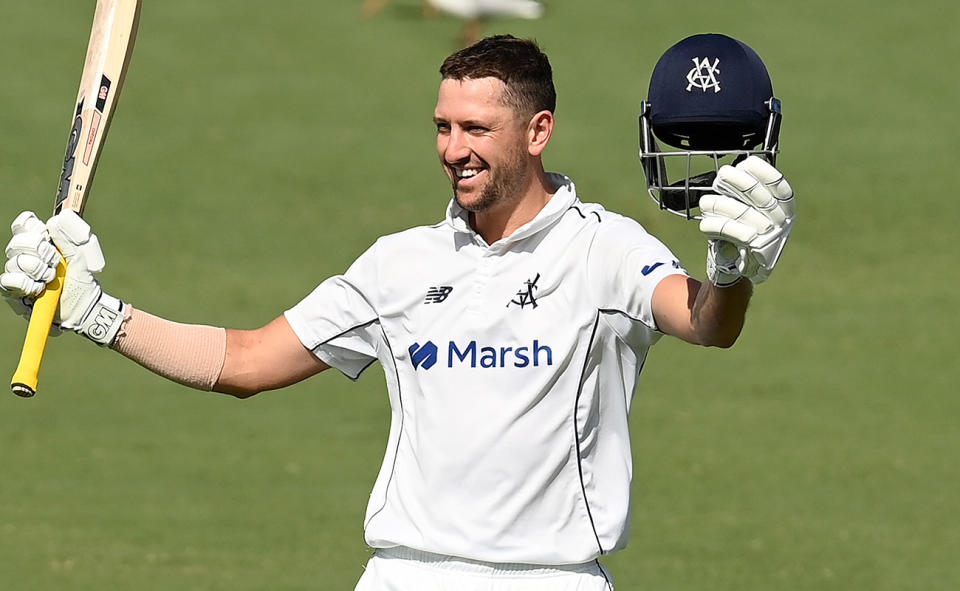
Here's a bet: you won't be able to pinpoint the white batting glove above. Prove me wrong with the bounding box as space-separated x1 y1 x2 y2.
699 156 796 285
0 210 125 345
2 212 64 333
47 211 126 345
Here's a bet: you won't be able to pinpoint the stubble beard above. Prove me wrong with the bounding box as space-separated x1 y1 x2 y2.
453 148 528 214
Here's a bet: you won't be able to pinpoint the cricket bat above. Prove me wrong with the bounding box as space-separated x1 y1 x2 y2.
11 0 141 397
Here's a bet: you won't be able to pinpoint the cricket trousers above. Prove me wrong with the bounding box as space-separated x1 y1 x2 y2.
354 547 614 591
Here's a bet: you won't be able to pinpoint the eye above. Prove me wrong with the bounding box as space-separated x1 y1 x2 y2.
435 121 450 134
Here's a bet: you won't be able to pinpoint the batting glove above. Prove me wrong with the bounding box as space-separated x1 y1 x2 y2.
699 156 796 286
1 210 125 346
2 212 64 334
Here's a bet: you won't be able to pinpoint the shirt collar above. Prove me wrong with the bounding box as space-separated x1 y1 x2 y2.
444 173 578 246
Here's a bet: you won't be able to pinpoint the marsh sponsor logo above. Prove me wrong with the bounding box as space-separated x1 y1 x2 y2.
408 341 439 370
409 339 553 370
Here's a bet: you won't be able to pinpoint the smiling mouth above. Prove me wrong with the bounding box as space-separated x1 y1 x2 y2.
453 166 485 181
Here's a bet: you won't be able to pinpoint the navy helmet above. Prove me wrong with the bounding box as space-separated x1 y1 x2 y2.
639 33 781 218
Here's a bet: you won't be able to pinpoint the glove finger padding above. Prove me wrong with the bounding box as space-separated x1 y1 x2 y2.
699 195 773 243
11 211 48 237
47 211 106 274
5 251 58 284
5 230 62 269
739 155 795 217
715 156 795 224
2 211 62 298
5 213 62 277
2 211 66 334
1 265 48 298
700 156 796 285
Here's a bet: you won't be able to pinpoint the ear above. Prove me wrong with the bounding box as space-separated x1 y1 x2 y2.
526 110 554 157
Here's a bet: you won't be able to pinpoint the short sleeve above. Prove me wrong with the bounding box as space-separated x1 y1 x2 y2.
587 216 689 332
284 242 382 379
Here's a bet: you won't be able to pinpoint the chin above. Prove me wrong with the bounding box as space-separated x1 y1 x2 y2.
454 193 481 212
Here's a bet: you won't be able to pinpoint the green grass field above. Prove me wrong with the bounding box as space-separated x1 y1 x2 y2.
2 1 958 589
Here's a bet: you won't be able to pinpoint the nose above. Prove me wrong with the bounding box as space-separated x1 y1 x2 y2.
441 128 471 164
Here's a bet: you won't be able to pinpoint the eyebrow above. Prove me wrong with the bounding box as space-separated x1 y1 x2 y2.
432 116 492 128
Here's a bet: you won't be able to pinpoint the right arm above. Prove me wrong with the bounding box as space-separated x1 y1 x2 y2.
216 315 329 398
2 210 329 398
108 307 329 398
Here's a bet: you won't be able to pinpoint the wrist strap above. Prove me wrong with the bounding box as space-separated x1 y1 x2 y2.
706 240 742 287
78 293 125 346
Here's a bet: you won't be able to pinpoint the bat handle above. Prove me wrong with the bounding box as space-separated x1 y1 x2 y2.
11 257 67 397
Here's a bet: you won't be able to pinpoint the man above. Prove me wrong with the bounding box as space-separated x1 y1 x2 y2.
2 35 794 590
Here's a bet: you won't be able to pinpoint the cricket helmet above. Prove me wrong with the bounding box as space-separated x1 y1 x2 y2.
639 33 782 218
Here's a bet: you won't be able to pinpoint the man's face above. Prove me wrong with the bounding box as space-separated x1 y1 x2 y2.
434 77 530 213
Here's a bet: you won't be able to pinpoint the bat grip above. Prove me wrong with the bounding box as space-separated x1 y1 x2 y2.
11 257 67 397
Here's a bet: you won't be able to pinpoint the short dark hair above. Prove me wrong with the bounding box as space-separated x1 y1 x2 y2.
440 35 556 117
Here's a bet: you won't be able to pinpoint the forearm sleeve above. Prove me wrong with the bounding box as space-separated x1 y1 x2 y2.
111 306 227 391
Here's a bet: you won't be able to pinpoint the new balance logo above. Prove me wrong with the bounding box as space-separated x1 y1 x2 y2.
686 57 721 93
424 286 453 304
408 341 439 370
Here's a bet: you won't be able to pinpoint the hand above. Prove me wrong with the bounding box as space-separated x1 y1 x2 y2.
2 212 64 333
699 156 796 285
47 210 126 345
1 210 124 345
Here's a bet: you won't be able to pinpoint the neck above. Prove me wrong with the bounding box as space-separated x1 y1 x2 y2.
470 170 554 244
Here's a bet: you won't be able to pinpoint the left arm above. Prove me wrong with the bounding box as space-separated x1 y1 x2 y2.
652 274 752 348
651 156 794 347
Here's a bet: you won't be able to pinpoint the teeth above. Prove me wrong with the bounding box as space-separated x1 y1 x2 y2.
458 169 480 178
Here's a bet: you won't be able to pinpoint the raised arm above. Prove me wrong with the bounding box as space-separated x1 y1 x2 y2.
1 210 328 398
111 308 329 398
652 274 752 347
217 315 329 397
652 156 795 347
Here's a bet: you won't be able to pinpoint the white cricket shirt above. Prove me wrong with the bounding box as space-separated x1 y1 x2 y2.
285 174 687 565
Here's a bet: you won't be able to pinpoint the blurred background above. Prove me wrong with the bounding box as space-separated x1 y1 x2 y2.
1 1 957 589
